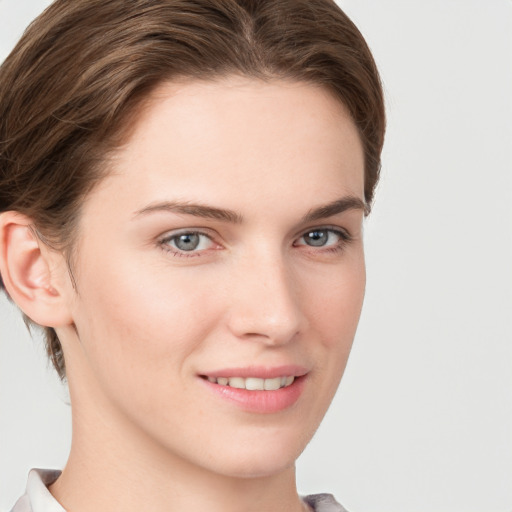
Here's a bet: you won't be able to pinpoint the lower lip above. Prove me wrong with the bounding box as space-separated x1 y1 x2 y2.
200 376 306 414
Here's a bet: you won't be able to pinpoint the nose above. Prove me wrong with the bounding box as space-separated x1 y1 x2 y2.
226 253 304 346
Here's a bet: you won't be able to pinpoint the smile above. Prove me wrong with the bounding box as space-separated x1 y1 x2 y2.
205 376 295 391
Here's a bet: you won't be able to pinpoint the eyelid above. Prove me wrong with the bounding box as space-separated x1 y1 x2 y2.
159 227 216 240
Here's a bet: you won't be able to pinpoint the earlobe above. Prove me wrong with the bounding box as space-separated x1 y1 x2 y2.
0 211 73 328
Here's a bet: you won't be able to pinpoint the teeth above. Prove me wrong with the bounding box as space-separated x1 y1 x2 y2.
207 375 296 390
264 377 282 391
245 377 264 390
228 377 245 389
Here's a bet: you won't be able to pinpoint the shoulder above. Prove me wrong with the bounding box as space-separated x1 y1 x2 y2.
303 493 349 512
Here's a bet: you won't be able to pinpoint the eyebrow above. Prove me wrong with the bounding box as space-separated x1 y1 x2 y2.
134 195 367 224
134 201 243 223
301 196 368 222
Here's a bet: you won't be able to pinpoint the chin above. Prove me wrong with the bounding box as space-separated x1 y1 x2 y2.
213 453 297 480
196 428 311 480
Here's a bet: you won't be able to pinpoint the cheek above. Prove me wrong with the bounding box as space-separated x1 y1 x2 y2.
301 251 366 391
70 255 221 389
304 252 366 343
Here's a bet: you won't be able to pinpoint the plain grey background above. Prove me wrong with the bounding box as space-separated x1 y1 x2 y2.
1 1 511 511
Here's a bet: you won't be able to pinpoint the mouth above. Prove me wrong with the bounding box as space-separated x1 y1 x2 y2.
198 367 308 413
201 375 296 391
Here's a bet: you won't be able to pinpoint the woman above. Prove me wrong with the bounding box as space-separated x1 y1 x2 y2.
0 1 385 511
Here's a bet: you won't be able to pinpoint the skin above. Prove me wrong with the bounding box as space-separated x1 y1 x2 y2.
2 77 366 512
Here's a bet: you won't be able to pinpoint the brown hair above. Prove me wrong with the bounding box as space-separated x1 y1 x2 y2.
0 0 385 380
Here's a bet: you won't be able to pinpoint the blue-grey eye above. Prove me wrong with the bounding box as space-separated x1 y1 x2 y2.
297 229 345 248
163 232 213 252
303 230 328 246
160 230 216 256
174 233 201 251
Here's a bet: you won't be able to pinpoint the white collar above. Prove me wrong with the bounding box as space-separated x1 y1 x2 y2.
11 469 65 512
11 468 346 512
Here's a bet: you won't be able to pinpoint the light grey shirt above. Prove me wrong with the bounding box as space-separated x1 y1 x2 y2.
10 469 348 512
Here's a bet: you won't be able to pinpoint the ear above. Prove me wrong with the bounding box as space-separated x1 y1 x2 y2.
0 211 73 328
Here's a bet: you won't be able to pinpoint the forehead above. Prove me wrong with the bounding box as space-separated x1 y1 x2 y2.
89 77 365 222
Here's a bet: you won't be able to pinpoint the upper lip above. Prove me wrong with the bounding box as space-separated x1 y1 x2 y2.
199 365 309 379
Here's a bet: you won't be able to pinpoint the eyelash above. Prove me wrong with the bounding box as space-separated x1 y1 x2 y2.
158 227 353 258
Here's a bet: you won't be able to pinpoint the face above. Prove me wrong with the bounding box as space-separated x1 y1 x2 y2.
58 77 366 479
